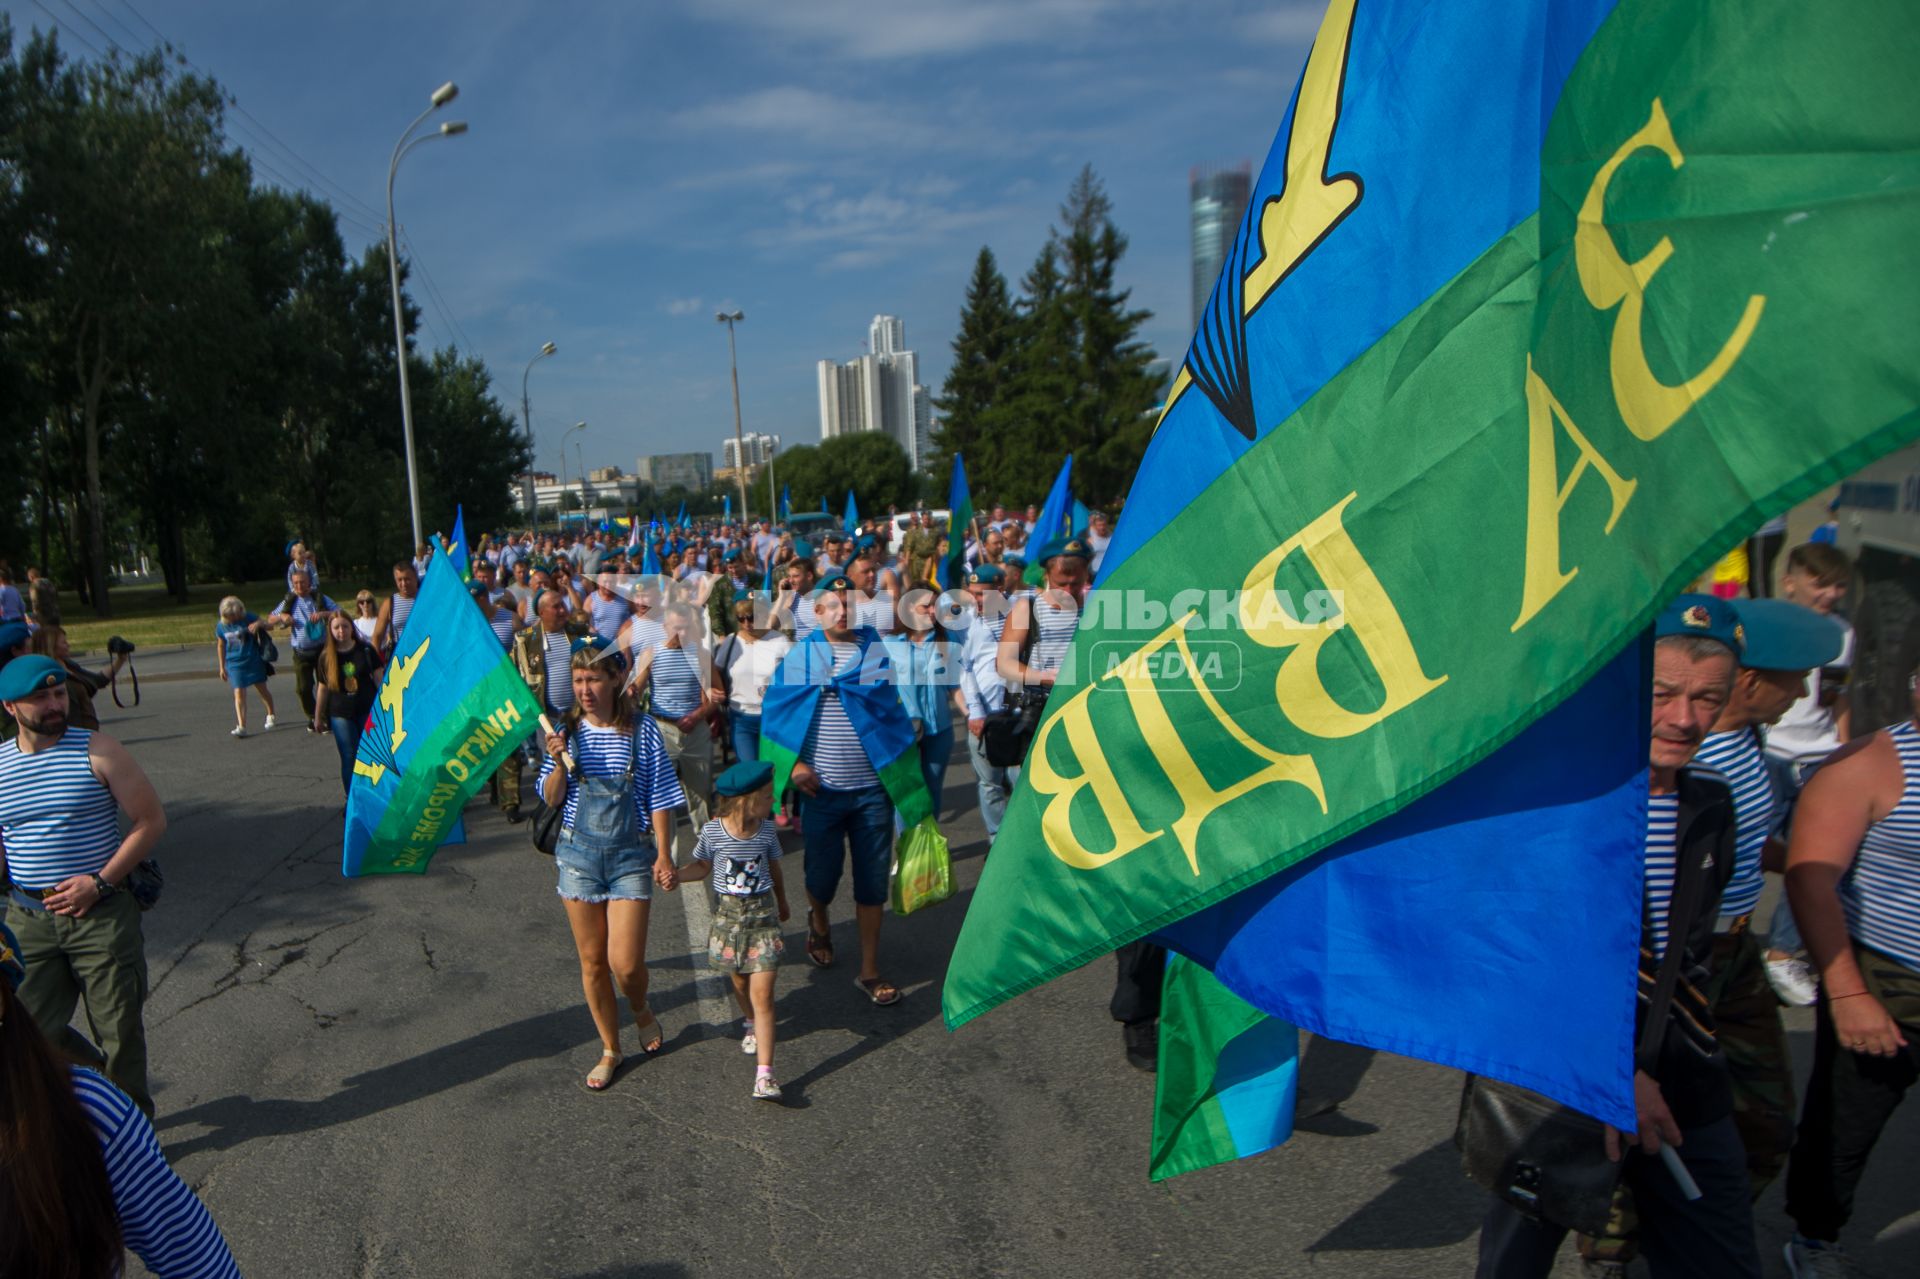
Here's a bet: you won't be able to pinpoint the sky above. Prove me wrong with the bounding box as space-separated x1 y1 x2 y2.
5 0 1322 479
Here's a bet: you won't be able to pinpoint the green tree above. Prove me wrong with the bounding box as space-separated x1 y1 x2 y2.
933 246 1017 476
1053 165 1161 505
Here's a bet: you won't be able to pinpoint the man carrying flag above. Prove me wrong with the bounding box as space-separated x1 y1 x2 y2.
760 572 929 1006
1477 596 1755 1276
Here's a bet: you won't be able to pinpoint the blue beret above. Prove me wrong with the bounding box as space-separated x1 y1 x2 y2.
854 533 879 551
0 919 23 992
570 636 628 674
967 563 1005 586
467 582 491 599
1037 535 1092 563
1733 598 1845 672
715 760 774 796
0 621 29 654
791 540 814 560
1000 550 1027 566
0 654 68 702
1653 594 1744 655
724 547 741 562
815 571 853 594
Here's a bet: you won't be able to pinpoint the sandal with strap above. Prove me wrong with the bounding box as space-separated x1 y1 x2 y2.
806 926 834 969
634 1010 665 1057
741 1017 758 1054
854 975 902 1006
585 1049 620 1092
753 1074 784 1101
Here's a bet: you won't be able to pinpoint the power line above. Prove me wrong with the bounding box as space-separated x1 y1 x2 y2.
399 229 475 354
71 0 393 237
27 0 109 61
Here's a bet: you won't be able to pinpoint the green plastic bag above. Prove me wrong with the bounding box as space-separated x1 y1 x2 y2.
890 817 954 915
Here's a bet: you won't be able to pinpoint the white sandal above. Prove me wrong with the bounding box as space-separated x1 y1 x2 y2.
585 1048 620 1091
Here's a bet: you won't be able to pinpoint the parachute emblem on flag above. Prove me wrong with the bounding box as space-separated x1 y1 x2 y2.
1185 0 1362 441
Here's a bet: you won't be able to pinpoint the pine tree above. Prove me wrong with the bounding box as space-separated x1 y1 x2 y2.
985 237 1078 504
933 247 1017 478
1053 166 1161 506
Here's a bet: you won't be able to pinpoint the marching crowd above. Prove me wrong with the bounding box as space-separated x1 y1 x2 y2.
0 508 1916 1277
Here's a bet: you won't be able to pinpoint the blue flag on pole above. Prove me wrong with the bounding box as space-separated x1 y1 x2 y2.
937 454 973 592
1024 458 1075 586
448 505 469 581
723 494 731 523
780 485 791 522
843 490 859 534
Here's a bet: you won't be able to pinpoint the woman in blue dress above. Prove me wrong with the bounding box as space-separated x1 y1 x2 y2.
214 594 277 738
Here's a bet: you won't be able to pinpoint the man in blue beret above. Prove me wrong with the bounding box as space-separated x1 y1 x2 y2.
958 563 1019 840
1484 594 1761 1276
0 655 168 1117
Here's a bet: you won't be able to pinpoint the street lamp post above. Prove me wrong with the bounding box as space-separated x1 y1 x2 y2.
766 434 779 526
716 310 748 525
521 341 556 530
386 81 468 550
561 421 587 529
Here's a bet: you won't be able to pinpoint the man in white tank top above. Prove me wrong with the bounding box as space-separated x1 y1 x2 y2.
1780 662 1920 1276
0 656 168 1116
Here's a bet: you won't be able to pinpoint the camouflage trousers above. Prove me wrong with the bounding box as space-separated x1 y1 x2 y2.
1580 926 1794 1263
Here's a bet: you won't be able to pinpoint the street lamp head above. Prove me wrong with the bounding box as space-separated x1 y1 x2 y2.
540 341 557 356
715 310 744 324
431 82 459 108
440 121 469 137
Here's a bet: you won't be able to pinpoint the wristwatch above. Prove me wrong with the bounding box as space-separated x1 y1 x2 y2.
90 873 117 899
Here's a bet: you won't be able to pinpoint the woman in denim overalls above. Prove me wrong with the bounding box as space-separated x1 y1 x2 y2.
540 642 686 1091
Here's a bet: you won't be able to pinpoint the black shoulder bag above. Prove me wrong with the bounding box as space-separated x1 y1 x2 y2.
528 714 573 856
982 604 1044 768
1454 821 1714 1235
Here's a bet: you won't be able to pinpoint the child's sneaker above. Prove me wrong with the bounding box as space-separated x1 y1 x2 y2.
262 714 276 731
752 1074 783 1101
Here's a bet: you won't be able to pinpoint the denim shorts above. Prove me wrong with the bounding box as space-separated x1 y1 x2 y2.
555 829 657 903
801 785 894 907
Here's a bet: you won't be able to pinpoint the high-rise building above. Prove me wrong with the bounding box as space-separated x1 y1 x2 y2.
635 452 713 492
723 432 780 468
870 314 905 357
819 318 932 471
1190 164 1253 333
818 355 883 439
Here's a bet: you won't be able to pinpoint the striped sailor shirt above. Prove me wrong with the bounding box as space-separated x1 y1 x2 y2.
693 817 782 897
537 718 686 831
1643 792 1682 959
1844 719 1920 971
805 641 878 790
0 729 119 890
74 1067 241 1278
1693 727 1775 921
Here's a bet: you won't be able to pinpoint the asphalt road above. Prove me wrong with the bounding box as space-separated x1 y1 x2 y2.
77 648 1916 1277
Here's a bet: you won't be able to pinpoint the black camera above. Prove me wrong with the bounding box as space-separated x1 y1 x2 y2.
106 635 135 655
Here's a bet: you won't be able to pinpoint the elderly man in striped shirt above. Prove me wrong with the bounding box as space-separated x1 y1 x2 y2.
0 655 168 1117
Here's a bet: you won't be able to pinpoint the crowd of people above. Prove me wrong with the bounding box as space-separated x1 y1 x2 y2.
0 506 1915 1276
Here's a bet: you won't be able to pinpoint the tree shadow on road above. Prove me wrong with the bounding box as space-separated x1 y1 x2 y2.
154 984 709 1160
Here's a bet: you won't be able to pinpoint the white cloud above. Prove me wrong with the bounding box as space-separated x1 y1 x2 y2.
1237 4 1325 45
663 296 705 316
692 0 1132 61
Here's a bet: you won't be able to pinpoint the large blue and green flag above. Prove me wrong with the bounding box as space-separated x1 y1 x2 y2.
939 454 974 591
944 0 1920 1140
343 542 541 876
